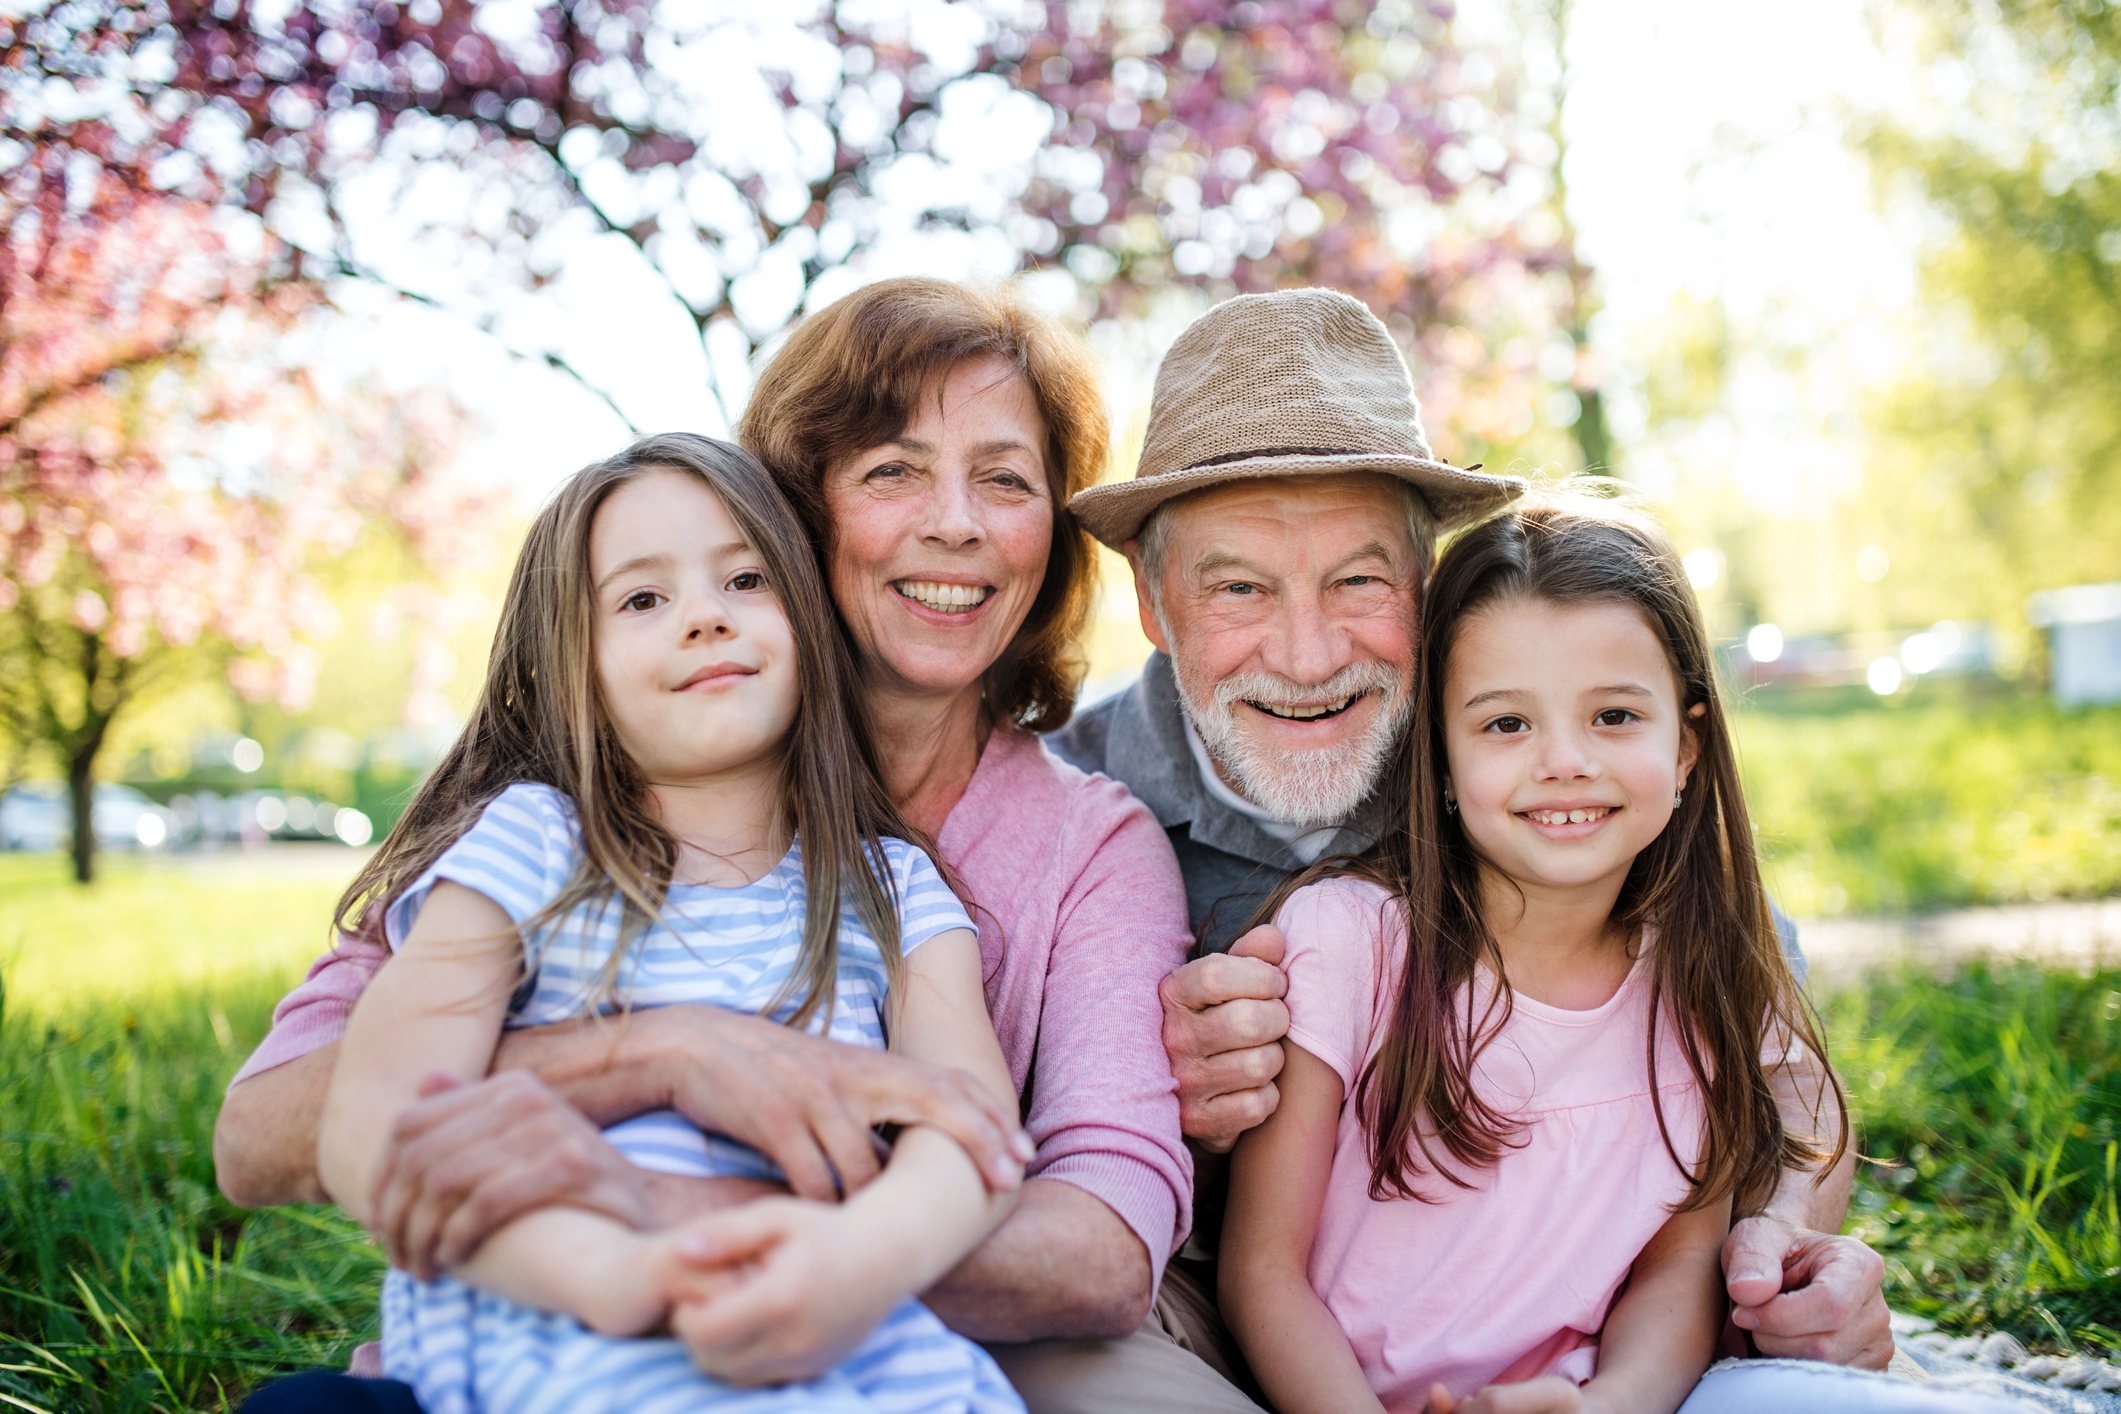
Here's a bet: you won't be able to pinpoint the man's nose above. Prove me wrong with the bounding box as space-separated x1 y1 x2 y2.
1264 587 1347 685
920 471 982 549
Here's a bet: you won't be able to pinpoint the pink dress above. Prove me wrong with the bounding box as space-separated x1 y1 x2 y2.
1276 878 1707 1409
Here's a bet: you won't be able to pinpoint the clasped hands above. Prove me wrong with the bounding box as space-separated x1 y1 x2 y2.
364 1004 1032 1384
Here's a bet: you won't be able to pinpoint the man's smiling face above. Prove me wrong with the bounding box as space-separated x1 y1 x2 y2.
1129 473 1421 828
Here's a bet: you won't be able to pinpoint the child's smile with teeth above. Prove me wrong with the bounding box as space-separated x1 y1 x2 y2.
1524 806 1615 826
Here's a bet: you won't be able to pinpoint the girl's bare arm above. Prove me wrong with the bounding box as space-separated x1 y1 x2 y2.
1221 1040 1387 1414
1575 1198 1729 1414
662 928 1024 1384
317 882 671 1336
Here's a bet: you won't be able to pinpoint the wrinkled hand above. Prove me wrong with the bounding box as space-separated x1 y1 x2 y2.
650 1007 1032 1202
373 1070 657 1280
1724 1215 1893 1368
1161 924 1291 1153
663 1197 903 1386
1426 1377 1588 1414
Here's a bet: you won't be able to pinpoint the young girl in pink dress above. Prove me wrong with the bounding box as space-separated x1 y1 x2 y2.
1220 495 1847 1414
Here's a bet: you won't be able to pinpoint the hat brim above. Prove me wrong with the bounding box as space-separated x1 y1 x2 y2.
1068 453 1528 549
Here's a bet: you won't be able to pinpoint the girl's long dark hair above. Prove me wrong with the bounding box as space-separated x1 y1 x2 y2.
333 433 924 1031
1270 493 1844 1216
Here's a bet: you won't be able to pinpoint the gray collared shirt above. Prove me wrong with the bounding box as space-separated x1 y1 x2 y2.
1047 651 1390 954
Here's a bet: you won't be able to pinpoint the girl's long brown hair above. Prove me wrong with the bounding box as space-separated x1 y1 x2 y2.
1272 493 1844 1216
332 434 926 1032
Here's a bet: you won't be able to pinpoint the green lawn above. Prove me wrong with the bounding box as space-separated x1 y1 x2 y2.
4 833 2120 1409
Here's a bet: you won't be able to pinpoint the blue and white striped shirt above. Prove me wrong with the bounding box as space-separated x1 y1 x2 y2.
382 782 972 1181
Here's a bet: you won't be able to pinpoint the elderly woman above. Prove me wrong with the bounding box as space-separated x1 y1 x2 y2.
217 280 1253 1414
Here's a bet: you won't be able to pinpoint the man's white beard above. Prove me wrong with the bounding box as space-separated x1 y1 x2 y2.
1174 659 1411 830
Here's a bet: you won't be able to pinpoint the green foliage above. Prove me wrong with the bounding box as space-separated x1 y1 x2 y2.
0 976 383 1414
1738 695 2121 914
1833 959 2121 1348
1847 0 2121 645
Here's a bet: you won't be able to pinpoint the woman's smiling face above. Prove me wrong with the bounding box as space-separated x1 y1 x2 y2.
822 355 1055 704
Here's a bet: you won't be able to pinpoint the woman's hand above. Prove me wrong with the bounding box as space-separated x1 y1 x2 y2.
661 1197 906 1386
1427 1377 1591 1414
505 1003 1031 1202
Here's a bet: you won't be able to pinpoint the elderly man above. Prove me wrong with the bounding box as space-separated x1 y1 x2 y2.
1048 289 1900 1407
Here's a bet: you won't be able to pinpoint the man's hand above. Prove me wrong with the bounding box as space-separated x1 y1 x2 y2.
372 1070 661 1279
1160 924 1292 1153
517 1005 1031 1203
1724 1215 1893 1368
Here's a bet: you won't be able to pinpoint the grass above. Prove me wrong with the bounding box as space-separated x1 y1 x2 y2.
1 851 380 1414
1834 958 2121 1351
0 835 2112 1407
1737 695 2121 916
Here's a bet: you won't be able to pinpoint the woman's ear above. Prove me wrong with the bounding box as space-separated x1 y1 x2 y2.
1676 701 1708 789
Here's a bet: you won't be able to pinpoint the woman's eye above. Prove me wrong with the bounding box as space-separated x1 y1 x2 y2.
621 590 662 613
728 571 766 592
1595 708 1637 727
867 462 907 482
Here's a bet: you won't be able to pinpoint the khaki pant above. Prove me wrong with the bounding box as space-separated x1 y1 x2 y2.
983 1258 1266 1414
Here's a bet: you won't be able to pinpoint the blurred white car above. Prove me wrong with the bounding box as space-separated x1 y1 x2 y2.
0 781 174 850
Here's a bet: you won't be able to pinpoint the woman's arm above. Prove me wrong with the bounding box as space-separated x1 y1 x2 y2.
318 881 670 1336
1220 1040 1386 1414
665 928 1023 1384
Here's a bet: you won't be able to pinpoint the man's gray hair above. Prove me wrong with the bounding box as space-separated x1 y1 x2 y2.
1132 476 1439 621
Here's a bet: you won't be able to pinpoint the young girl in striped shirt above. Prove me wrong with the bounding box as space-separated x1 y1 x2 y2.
316 434 1027 1414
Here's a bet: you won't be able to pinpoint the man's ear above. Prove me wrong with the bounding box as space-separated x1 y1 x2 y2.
1124 538 1171 654
1677 700 1708 788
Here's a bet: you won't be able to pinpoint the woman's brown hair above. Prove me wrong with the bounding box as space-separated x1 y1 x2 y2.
738 277 1107 732
1272 493 1844 1216
332 433 925 1031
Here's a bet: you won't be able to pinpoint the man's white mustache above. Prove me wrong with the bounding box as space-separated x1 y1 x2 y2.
1209 663 1403 716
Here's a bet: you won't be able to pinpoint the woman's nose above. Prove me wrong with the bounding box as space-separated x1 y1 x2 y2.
920 473 983 548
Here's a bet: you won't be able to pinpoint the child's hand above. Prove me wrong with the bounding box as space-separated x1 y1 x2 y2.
661 1196 908 1386
1427 1377 1586 1414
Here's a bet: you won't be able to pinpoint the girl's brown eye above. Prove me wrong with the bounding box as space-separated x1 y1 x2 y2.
623 591 660 612
1596 709 1635 727
728 572 765 592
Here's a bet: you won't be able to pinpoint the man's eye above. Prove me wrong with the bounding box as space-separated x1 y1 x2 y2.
728 571 766 592
1595 709 1637 727
622 590 662 612
1344 575 1375 587
1225 582 1257 596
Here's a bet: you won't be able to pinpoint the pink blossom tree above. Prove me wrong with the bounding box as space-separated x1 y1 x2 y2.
0 179 476 882
4 0 1589 465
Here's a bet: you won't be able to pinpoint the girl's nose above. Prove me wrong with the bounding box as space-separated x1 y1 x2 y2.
1535 729 1599 780
683 593 735 640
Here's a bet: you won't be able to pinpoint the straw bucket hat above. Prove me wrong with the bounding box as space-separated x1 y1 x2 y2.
1069 288 1526 548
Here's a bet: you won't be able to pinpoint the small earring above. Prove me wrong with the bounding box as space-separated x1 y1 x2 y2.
1673 789 1684 807
1444 793 1458 815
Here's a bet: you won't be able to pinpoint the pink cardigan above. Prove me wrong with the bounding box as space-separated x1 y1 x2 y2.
233 724 1194 1282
